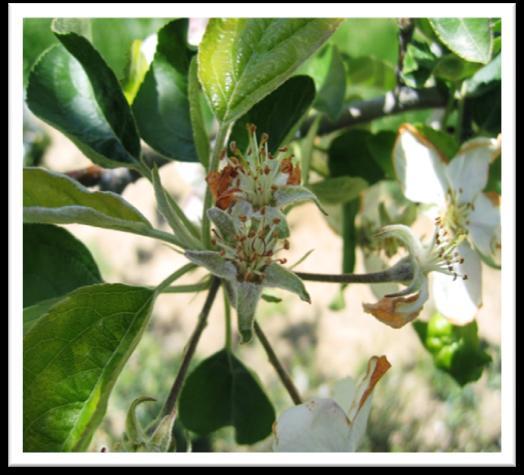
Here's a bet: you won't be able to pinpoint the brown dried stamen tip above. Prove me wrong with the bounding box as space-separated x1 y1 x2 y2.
229 141 237 153
268 152 274 160
272 231 279 239
248 230 256 238
459 257 465 264
219 250 226 256
283 239 290 250
247 147 252 155
260 132 269 143
277 258 287 264
273 218 281 225
271 185 278 191
260 207 266 215
264 165 271 175
266 250 274 257
211 238 217 246
247 123 257 134
239 215 247 223
463 274 468 280
278 147 288 152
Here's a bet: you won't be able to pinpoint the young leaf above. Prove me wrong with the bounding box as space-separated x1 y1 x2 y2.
433 54 482 82
23 223 102 307
178 349 275 444
207 207 236 242
307 176 368 205
429 18 493 64
23 168 155 238
23 284 156 451
413 313 492 386
236 282 263 343
26 35 141 169
263 263 311 303
230 75 316 154
188 57 210 167
273 185 327 215
133 19 200 162
184 250 237 280
122 40 149 104
198 18 343 123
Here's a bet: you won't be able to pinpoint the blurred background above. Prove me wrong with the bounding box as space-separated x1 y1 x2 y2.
23 17 501 452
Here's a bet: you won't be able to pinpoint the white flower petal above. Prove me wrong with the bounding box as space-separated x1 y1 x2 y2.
272 398 351 452
468 192 501 267
393 124 448 206
432 242 482 325
446 137 500 204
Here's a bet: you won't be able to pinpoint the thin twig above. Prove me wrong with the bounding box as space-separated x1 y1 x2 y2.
254 321 302 405
161 276 221 417
300 86 448 137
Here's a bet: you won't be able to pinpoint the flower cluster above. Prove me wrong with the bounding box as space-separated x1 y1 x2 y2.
186 124 322 342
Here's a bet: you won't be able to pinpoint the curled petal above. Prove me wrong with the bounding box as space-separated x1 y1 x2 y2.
362 278 428 329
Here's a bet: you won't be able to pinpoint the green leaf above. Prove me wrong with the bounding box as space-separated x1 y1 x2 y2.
273 185 327 215
23 18 170 88
401 39 437 88
179 349 275 444
24 168 155 238
343 54 396 95
23 283 156 451
331 19 399 66
23 297 62 336
464 85 501 135
429 18 493 64
263 263 311 303
302 45 346 121
328 129 384 184
133 19 199 162
184 250 237 280
230 75 315 154
122 40 149 104
433 54 482 81
198 18 342 123
188 57 210 167
23 224 102 307
90 18 171 79
26 28 142 169
413 313 492 386
308 176 368 205
236 282 263 343
365 130 396 179
465 54 501 97
485 155 501 195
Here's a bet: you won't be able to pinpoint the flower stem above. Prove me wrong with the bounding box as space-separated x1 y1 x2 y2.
161 276 221 417
202 122 232 249
295 258 414 284
254 321 302 405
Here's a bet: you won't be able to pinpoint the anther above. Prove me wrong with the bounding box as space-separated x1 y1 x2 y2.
273 218 281 225
463 274 468 280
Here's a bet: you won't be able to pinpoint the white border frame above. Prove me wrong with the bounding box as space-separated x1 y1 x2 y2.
9 3 516 467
